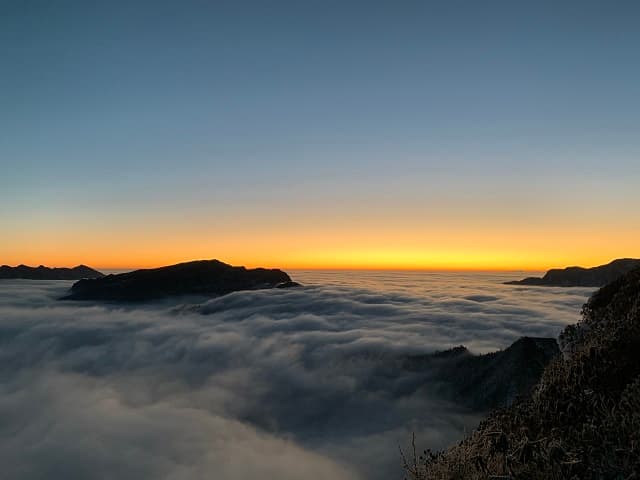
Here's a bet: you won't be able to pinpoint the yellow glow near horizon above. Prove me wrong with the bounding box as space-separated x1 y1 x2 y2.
3 218 638 271
4 168 638 272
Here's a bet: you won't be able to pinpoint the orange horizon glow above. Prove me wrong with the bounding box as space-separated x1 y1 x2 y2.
4 208 638 273
1 258 634 273
6 244 639 271
4 248 637 273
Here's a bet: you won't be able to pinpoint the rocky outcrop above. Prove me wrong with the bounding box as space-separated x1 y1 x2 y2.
62 259 297 301
404 337 560 410
406 267 640 479
0 264 104 280
505 258 640 287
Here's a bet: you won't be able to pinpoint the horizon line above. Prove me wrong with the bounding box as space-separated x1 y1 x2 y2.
95 266 548 273
5 257 636 273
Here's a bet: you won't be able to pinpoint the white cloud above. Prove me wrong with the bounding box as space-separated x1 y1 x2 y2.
0 278 592 479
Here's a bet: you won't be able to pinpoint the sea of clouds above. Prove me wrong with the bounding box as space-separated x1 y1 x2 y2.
0 273 593 479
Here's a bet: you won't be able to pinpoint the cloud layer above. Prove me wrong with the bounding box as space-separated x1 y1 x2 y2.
0 273 592 479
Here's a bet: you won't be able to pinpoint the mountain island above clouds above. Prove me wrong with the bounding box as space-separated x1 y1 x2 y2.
0 264 104 280
506 258 640 287
62 259 300 301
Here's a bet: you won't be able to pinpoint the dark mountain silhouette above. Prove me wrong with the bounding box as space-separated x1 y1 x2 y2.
62 259 298 301
404 337 559 410
0 264 104 280
505 257 640 286
406 266 640 479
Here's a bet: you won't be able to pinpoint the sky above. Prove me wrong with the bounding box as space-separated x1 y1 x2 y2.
2 0 639 270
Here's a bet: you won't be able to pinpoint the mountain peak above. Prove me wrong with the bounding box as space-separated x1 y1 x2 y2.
505 258 640 287
0 264 104 280
62 259 298 301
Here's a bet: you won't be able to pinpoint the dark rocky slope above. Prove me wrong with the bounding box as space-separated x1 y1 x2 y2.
0 264 104 280
406 267 640 479
404 337 559 411
62 259 297 301
505 258 640 286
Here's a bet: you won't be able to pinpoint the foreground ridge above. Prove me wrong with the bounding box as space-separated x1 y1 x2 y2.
406 266 640 479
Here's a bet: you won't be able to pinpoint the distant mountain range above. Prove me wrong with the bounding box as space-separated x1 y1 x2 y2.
62 259 299 301
0 264 104 280
506 258 640 287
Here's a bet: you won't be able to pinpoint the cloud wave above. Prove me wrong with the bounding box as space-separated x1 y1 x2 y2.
0 274 592 479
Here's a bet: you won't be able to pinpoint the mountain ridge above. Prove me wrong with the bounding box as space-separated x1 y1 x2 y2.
404 337 560 411
406 266 640 479
0 264 104 280
62 259 298 301
505 258 640 286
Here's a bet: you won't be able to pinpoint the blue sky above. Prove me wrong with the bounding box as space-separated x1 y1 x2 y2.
2 0 639 268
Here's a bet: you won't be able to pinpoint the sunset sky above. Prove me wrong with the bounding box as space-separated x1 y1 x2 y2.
2 0 639 270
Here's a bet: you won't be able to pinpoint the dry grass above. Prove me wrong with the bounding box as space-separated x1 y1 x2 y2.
404 268 640 480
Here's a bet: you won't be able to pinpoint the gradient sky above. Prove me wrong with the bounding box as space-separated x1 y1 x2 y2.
2 0 639 270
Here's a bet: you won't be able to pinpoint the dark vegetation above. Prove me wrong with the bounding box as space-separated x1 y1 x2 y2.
404 267 640 479
62 259 298 301
0 264 104 280
506 258 640 287
403 337 559 410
